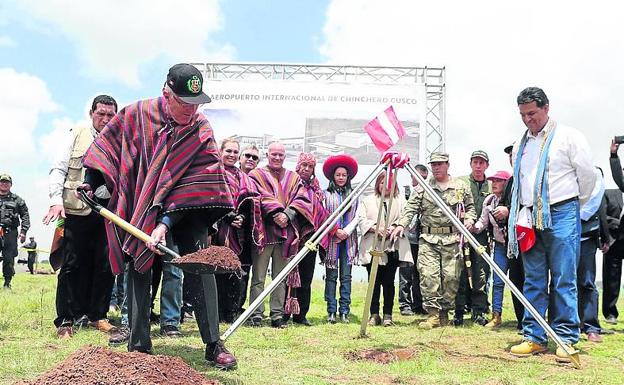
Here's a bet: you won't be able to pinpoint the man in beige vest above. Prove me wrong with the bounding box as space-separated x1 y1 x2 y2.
43 95 118 339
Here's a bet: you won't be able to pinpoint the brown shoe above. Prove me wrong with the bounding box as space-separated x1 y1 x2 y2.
510 340 548 357
89 319 117 333
368 313 382 326
206 341 237 370
57 325 73 339
587 332 603 343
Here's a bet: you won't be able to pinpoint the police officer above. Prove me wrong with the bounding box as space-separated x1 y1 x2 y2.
23 236 38 274
391 152 476 329
0 174 31 289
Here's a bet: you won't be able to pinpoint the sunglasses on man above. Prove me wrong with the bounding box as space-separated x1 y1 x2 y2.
242 153 259 161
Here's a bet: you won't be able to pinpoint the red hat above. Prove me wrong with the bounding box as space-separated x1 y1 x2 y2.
487 170 511 181
323 154 358 180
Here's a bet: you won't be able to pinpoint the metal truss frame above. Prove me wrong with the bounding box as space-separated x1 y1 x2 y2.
193 63 446 161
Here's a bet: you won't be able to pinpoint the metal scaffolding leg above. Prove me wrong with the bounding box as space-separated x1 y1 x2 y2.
220 161 387 341
404 163 580 368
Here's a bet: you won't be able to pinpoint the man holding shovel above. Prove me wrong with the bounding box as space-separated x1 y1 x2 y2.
81 64 238 370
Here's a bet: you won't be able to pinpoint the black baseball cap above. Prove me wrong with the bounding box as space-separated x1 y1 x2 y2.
165 63 211 104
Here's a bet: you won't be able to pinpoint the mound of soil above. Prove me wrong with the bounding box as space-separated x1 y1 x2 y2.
172 246 241 272
345 347 417 364
16 346 220 385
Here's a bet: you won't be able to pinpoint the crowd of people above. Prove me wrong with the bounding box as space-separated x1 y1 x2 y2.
1 65 622 370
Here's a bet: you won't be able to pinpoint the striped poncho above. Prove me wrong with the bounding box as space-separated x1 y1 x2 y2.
82 97 234 274
323 190 358 268
248 167 314 259
216 165 265 264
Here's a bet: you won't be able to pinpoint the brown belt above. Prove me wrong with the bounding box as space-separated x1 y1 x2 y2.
421 226 456 235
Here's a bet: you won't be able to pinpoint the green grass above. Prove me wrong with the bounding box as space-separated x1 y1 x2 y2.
1 273 623 385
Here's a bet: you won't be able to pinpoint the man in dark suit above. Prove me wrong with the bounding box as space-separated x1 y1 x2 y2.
602 188 623 324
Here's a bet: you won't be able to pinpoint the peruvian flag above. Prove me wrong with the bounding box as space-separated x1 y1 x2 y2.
364 106 407 152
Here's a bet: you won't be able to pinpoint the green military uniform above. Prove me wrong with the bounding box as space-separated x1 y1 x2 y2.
398 153 476 327
455 167 492 321
0 174 31 288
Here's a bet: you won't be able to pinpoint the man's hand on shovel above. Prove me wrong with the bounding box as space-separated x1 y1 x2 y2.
147 223 168 255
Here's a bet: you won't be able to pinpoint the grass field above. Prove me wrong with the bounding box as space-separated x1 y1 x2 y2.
1 271 623 385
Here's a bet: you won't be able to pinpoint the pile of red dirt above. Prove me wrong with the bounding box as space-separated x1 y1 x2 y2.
16 346 220 385
345 347 417 364
172 246 241 272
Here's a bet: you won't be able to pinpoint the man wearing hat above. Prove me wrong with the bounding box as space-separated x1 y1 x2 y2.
0 173 31 289
454 150 492 326
392 152 476 329
80 63 238 369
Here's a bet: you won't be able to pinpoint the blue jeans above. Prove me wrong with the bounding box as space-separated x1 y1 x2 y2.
522 200 581 345
160 255 183 327
491 242 509 314
324 245 352 315
577 237 601 334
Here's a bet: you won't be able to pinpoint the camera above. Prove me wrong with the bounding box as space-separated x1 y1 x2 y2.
615 135 624 144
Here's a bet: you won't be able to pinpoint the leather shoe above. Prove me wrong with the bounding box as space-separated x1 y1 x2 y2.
109 326 130 346
339 314 349 323
206 341 237 370
400 308 414 316
605 316 617 325
327 313 336 324
293 317 312 326
249 317 262 327
472 313 488 326
510 341 548 357
89 319 117 334
555 344 577 363
160 325 182 338
587 332 603 343
271 319 288 329
57 324 73 340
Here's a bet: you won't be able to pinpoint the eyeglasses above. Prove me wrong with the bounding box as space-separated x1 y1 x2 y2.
242 153 259 161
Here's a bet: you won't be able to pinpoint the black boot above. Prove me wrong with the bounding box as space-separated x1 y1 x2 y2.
327 313 336 324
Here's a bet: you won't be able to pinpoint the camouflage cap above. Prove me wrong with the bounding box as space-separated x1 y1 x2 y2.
0 174 12 183
429 152 449 163
470 150 489 162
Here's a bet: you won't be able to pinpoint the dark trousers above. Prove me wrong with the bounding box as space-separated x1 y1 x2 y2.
508 253 525 327
238 264 251 312
577 238 602 334
1 229 17 285
455 238 490 316
216 272 241 322
127 221 219 352
27 253 37 274
365 256 399 315
54 213 114 327
150 256 163 311
293 249 316 321
398 242 423 312
602 239 624 320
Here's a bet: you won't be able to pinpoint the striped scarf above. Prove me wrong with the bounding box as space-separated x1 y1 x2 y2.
508 120 557 257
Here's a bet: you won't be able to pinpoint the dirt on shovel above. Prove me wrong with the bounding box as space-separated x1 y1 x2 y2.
15 346 221 385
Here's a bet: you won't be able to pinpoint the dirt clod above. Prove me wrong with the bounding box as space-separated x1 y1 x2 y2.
172 246 241 272
16 346 220 385
345 347 418 364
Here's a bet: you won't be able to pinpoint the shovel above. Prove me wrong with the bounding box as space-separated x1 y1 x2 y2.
77 189 240 275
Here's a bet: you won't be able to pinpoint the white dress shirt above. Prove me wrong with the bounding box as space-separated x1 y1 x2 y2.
512 119 596 207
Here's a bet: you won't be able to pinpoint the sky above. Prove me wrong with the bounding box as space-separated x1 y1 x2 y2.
2 0 624 252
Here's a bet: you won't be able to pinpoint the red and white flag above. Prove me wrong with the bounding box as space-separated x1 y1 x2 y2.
363 106 407 152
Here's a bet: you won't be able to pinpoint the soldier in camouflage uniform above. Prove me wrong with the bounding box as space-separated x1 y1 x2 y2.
0 174 31 289
391 153 476 329
455 150 492 326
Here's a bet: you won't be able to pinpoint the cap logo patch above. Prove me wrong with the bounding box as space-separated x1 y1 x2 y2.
187 75 201 94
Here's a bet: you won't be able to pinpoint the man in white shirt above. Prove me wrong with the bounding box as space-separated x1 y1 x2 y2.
508 87 595 362
43 95 118 339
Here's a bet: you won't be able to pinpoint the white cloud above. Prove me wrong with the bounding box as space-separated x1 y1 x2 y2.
12 0 234 86
0 35 16 47
0 67 57 164
319 0 624 185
